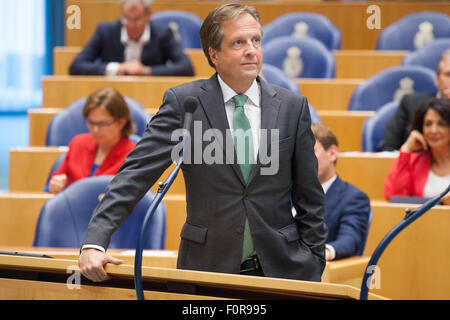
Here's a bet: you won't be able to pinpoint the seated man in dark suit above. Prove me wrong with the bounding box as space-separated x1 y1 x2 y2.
311 123 371 261
378 49 450 151
69 0 194 76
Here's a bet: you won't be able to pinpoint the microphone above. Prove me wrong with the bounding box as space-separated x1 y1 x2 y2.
182 96 199 131
134 96 199 300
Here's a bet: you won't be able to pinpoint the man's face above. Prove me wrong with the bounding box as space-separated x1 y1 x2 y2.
314 140 338 184
121 2 150 41
209 13 262 93
436 58 450 98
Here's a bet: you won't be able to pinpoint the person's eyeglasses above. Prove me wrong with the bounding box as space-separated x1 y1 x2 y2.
86 119 116 129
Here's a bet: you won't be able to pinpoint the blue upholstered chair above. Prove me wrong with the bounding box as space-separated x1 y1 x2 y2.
152 10 202 49
361 100 400 152
262 36 335 78
262 12 341 50
376 12 450 50
46 96 151 146
33 175 166 249
348 65 437 111
402 38 450 72
260 64 300 93
259 64 320 122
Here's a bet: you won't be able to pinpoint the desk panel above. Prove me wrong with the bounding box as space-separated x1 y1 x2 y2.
337 152 396 200
0 253 383 299
364 201 450 300
42 75 361 111
9 147 186 197
29 108 371 152
54 46 405 79
0 192 185 251
319 110 374 151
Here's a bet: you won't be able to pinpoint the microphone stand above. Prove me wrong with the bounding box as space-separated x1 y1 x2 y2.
360 183 450 300
134 135 189 301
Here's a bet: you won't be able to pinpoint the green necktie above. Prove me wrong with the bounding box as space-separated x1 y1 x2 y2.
232 94 255 263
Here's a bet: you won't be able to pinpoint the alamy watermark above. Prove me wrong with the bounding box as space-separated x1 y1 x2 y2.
66 265 81 290
170 121 280 176
365 265 381 290
366 5 381 30
66 5 81 30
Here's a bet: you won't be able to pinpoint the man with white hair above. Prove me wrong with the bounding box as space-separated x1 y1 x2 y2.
378 49 450 151
70 0 194 76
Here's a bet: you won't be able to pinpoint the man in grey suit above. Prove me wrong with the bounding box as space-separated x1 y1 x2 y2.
79 3 327 282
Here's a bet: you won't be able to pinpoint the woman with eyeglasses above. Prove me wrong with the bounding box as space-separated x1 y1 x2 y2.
384 98 450 205
47 87 136 194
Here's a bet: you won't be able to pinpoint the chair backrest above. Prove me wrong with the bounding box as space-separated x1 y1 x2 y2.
152 10 202 49
46 96 151 146
45 153 67 185
361 100 400 152
402 38 450 72
348 65 437 111
262 12 341 50
260 64 300 93
376 12 450 50
33 175 166 249
262 36 335 78
259 64 320 123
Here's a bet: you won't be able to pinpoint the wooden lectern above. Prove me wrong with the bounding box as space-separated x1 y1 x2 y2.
0 253 385 300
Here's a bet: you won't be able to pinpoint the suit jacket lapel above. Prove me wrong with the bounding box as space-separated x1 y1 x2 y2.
112 20 125 61
325 176 344 220
198 74 246 186
247 77 281 185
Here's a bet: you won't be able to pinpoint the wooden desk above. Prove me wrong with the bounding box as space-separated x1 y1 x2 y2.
8 146 186 196
0 246 371 288
29 108 372 151
42 75 194 109
28 107 158 147
41 75 362 111
0 246 178 269
297 78 361 110
0 193 53 246
65 0 450 50
364 201 450 300
0 253 384 299
54 46 405 79
9 148 395 201
9 147 68 192
337 152 396 200
319 110 374 151
54 47 215 78
0 192 185 251
3 197 450 299
334 50 406 79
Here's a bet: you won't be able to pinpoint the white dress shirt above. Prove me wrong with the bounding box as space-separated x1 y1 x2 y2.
105 24 151 76
422 170 450 198
322 174 337 260
217 75 261 161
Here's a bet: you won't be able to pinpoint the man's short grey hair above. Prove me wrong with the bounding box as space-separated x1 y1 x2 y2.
437 49 450 75
120 0 152 10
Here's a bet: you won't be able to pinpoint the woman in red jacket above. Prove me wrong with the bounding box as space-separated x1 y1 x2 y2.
384 98 450 205
48 87 136 194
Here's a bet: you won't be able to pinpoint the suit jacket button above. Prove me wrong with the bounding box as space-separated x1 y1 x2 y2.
236 227 244 234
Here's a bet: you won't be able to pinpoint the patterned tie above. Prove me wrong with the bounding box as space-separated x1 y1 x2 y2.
232 94 255 263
